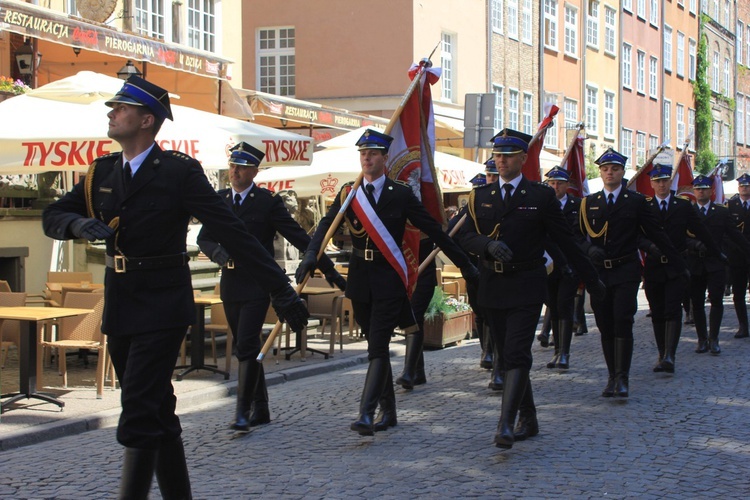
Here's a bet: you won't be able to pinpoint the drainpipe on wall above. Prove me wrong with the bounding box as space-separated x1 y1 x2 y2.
661 0 666 145
539 1 545 134
582 1 587 152
618 3 623 155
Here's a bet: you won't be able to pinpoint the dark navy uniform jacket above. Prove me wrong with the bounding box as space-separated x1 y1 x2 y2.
726 196 750 268
687 201 750 275
42 145 291 337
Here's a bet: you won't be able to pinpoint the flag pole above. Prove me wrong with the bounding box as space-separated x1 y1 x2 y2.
258 47 441 362
559 123 585 168
625 144 668 189
669 140 691 182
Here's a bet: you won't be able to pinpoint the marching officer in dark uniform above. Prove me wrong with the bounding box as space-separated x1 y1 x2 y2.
196 142 345 432
295 129 478 436
726 173 750 339
638 165 720 374
579 149 684 398
459 129 603 449
42 76 308 499
688 175 750 354
542 166 584 370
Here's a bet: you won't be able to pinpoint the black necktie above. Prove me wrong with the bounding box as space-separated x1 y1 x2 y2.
607 193 615 207
233 193 242 213
660 200 667 212
123 162 132 189
502 184 513 207
744 201 748 212
700 206 707 216
365 184 377 208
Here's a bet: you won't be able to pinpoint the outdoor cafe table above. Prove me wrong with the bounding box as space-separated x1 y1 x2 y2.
0 306 93 412
175 295 228 381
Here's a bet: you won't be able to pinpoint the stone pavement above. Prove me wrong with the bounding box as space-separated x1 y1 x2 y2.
3 291 750 498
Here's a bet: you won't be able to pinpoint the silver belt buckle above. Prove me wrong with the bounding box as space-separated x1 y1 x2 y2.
364 249 374 261
493 261 504 273
226 259 235 269
604 260 613 269
114 255 127 273
660 255 669 264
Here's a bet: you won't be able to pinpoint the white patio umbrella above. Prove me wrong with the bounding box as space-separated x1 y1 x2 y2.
0 72 313 174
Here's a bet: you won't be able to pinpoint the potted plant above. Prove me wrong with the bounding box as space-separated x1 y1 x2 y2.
423 287 473 348
0 76 30 101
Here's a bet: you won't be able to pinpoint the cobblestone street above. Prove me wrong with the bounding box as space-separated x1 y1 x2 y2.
2 298 750 498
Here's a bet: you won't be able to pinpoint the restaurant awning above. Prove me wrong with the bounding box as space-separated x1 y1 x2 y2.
0 0 231 78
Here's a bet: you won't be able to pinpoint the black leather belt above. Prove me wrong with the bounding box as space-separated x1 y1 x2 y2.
481 258 545 273
105 253 189 273
603 253 638 269
351 248 386 261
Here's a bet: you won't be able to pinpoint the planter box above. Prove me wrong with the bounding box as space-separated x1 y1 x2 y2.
423 310 473 348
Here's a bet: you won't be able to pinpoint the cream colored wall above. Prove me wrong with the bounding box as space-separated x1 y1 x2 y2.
220 0 243 86
0 219 54 295
586 0 619 152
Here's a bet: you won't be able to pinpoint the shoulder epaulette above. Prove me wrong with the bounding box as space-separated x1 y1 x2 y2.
95 152 119 162
164 150 195 163
645 196 653 202
393 179 411 188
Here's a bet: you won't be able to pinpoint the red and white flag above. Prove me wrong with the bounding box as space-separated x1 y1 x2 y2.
564 134 589 198
671 153 695 201
634 157 657 197
712 171 725 204
522 103 559 182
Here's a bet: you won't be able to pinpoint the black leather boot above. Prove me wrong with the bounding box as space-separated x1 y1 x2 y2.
488 338 504 391
694 305 708 353
494 368 529 449
249 364 271 427
735 321 749 338
119 447 156 500
651 320 666 372
573 291 588 335
661 319 681 373
513 378 539 441
556 320 573 369
537 307 552 347
351 358 389 436
480 324 493 370
546 319 560 368
601 335 616 397
708 306 722 355
614 338 633 398
396 333 421 390
231 360 259 432
155 437 192 500
374 363 397 432
414 350 427 385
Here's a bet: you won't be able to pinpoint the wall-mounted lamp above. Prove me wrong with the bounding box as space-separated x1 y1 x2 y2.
14 38 42 86
73 46 81 57
116 60 142 80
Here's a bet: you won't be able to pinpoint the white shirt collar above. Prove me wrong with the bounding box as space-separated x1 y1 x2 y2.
121 143 156 176
364 175 386 201
232 183 255 204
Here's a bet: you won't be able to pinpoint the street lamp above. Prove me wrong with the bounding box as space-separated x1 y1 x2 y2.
117 60 143 80
15 39 42 86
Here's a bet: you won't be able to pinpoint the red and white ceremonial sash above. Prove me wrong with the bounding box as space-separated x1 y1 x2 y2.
350 186 409 291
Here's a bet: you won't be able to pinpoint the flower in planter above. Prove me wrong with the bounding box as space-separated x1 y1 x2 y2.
0 76 31 95
424 287 472 322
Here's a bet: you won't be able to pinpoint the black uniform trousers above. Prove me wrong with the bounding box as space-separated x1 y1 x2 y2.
730 263 750 323
484 303 543 371
591 280 640 340
352 296 408 360
223 297 271 362
690 269 726 336
107 327 186 449
644 277 685 322
546 270 578 323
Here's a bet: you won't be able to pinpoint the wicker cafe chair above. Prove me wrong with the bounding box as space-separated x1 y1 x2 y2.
203 284 233 374
0 292 28 368
40 292 110 398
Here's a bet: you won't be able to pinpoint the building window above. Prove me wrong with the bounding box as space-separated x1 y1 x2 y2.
564 97 578 130
605 7 616 55
604 91 615 137
738 22 744 64
636 132 646 166
522 0 533 44
677 104 685 146
187 0 216 52
623 0 632 12
723 122 730 157
491 0 504 34
636 51 650 96
523 93 533 135
544 0 558 50
622 43 632 89
712 120 720 153
134 0 166 40
747 26 750 66
621 129 633 167
508 0 519 40
649 135 659 154
724 55 730 96
544 93 559 148
637 0 645 19
258 27 296 96
724 0 730 28
737 94 745 145
564 5 578 57
676 32 685 77
689 38 697 80
664 26 673 72
494 85 504 131
746 100 750 146
587 1 599 49
664 99 671 143
441 33 454 101
508 89 519 130
690 0 696 15
650 0 658 25
688 108 696 148
712 50 720 92
649 56 658 99
586 85 598 134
